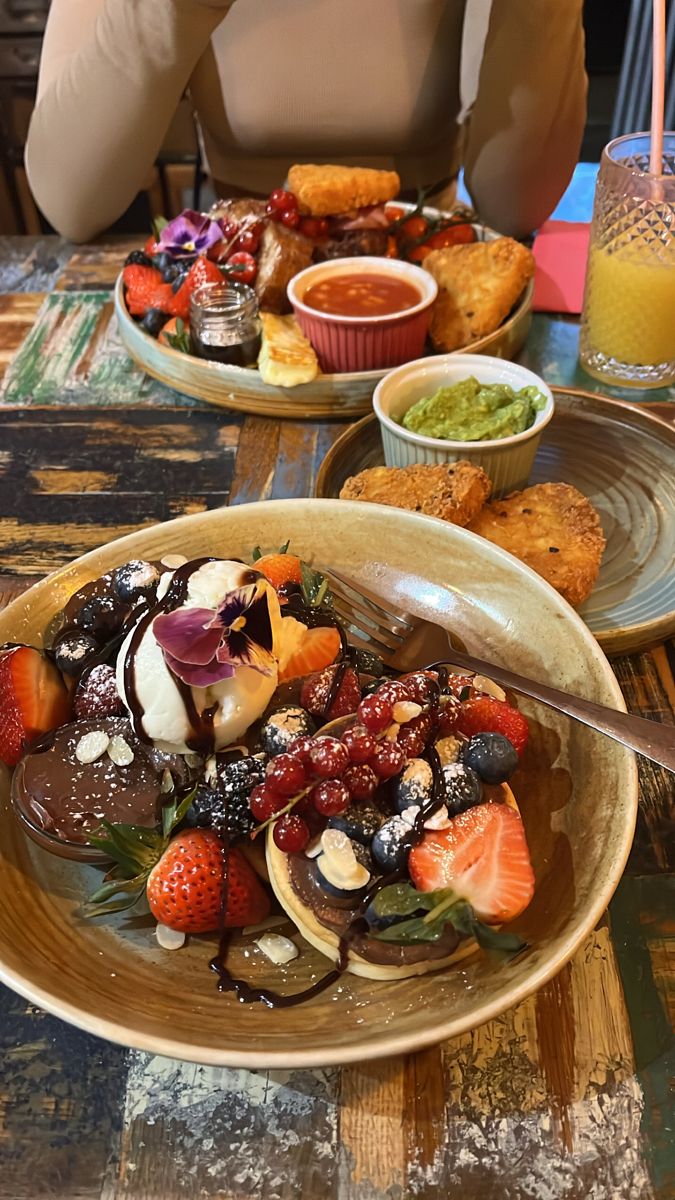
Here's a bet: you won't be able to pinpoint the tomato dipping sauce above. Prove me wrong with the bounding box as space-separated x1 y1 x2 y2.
302 273 421 318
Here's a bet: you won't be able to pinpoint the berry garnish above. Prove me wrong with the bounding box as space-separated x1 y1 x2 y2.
0 646 70 767
375 680 413 705
342 762 379 801
408 803 535 924
52 630 99 678
255 551 303 591
300 664 361 720
462 732 519 784
393 757 434 813
273 813 310 853
369 740 406 780
341 724 377 762
73 593 126 640
327 801 382 844
309 737 349 778
260 706 314 757
170 255 224 320
435 694 461 736
146 833 269 932
122 263 175 317
442 762 483 816
357 693 392 734
225 250 257 285
287 734 314 768
266 753 307 797
266 188 298 216
311 779 350 817
456 696 529 756
186 755 266 839
112 559 160 604
371 815 412 873
279 208 300 229
74 664 125 720
249 782 287 822
400 671 441 706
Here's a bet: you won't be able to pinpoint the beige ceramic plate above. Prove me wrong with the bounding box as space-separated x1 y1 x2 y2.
114 212 533 419
316 390 675 656
0 500 637 1066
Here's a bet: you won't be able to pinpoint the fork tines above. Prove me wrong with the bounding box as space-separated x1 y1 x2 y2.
319 566 419 662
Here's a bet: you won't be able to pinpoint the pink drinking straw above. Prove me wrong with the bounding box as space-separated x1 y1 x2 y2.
650 0 666 175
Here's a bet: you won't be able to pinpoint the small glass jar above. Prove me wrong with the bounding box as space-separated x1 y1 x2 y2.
189 281 262 367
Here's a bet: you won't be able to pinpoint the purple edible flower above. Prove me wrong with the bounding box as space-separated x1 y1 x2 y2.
153 583 275 687
158 209 223 259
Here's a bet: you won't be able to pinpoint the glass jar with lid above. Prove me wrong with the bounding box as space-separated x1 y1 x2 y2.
189 281 262 367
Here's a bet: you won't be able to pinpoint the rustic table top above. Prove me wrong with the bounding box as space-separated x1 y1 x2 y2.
0 234 673 1200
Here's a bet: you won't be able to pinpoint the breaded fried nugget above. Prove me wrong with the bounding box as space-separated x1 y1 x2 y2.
424 239 534 352
468 483 605 606
288 164 400 216
339 461 491 527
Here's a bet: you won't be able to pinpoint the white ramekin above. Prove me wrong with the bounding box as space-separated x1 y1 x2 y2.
287 257 438 373
372 354 555 496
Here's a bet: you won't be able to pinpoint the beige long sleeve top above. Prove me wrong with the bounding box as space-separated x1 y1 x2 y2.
25 0 587 242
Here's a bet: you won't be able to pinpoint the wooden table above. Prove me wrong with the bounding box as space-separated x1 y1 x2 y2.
0 236 673 1200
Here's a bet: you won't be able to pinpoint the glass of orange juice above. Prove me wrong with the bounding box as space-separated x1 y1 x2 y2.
579 132 675 388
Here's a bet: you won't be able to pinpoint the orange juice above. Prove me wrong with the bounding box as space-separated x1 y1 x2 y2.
583 241 675 365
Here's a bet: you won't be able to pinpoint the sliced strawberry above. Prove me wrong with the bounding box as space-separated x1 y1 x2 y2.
279 626 341 682
456 696 529 756
122 264 174 317
147 834 269 933
144 235 160 256
171 256 225 321
256 552 303 591
408 803 535 924
300 663 361 719
0 646 71 767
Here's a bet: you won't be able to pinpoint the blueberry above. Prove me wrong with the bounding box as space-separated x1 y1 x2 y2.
112 559 160 605
124 249 153 267
393 758 434 814
151 251 175 274
371 815 412 874
352 648 385 678
52 630 99 677
74 593 126 639
442 762 483 816
462 732 518 784
260 706 314 756
327 802 382 845
316 843 370 903
172 268 190 294
139 308 170 338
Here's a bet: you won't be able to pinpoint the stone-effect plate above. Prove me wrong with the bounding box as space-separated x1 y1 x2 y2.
0 500 636 1066
315 390 675 655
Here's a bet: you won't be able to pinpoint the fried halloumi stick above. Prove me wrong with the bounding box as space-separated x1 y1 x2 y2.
339 461 491 527
287 164 400 216
424 239 534 352
467 482 605 606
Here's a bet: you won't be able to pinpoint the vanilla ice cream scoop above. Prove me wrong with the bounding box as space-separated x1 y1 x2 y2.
116 559 299 754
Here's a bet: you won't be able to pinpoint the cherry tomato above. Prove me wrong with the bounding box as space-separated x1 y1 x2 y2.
408 243 433 262
401 215 428 240
425 223 476 249
206 239 225 261
385 205 406 222
279 208 300 229
235 227 261 254
267 188 298 213
299 216 321 238
225 251 257 285
219 218 239 241
316 218 329 237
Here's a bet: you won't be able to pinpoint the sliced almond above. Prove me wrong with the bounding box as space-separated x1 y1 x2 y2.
161 553 188 569
155 924 186 950
107 735 134 767
392 700 422 724
254 933 298 965
75 731 110 764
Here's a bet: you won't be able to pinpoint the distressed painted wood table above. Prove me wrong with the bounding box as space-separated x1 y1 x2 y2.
0 235 673 1200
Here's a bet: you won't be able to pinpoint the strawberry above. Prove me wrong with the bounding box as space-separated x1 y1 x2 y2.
122 264 174 317
300 663 361 719
279 626 341 682
0 646 70 767
144 235 160 256
171 256 224 321
255 552 303 591
147 833 269 933
408 803 535 924
456 696 529 756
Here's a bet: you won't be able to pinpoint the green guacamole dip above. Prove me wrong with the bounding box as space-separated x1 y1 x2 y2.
400 376 546 442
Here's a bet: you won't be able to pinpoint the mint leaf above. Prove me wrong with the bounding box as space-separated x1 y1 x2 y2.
152 215 168 239
373 914 449 944
162 786 197 838
371 881 449 920
300 562 333 608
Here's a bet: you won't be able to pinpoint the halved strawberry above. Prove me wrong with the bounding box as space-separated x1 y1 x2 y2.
171 256 225 321
279 626 341 682
122 264 174 317
256 552 303 591
0 646 71 767
456 696 529 756
408 803 535 924
147 834 270 933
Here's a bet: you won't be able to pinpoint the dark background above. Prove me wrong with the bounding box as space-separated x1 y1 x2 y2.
0 0 641 236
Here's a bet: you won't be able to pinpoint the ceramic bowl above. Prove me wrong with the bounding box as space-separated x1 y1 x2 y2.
373 354 555 495
0 499 636 1066
287 256 437 373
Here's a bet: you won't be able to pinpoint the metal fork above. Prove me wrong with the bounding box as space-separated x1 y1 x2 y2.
320 565 675 773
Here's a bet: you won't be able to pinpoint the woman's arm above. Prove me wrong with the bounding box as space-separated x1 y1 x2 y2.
25 0 230 241
462 0 587 238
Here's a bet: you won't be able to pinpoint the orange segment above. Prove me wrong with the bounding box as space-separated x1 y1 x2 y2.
279 626 341 682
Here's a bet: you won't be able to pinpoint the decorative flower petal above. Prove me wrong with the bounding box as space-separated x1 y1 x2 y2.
214 585 274 651
153 607 222 665
216 632 276 676
163 651 235 688
159 210 222 257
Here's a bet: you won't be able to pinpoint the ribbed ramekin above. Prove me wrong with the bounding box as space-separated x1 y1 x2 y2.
372 354 554 496
288 257 437 374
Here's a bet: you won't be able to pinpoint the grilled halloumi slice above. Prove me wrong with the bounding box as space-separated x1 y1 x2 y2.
258 313 320 387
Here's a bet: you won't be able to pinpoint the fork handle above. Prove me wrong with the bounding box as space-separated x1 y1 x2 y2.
445 646 675 773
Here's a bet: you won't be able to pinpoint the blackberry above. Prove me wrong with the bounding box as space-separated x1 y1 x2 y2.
186 755 267 840
124 249 153 267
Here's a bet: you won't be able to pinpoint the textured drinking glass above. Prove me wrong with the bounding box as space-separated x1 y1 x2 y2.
579 132 675 388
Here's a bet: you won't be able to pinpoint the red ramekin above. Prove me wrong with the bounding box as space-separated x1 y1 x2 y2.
287 256 438 374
